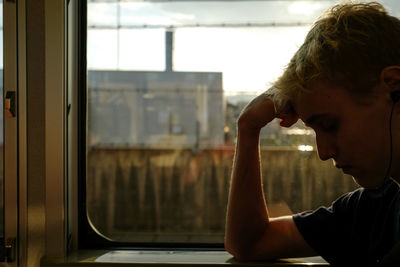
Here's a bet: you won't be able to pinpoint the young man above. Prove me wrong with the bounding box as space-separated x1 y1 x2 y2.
225 2 400 266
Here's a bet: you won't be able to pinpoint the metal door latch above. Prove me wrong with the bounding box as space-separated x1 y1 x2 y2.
5 238 16 262
5 91 16 118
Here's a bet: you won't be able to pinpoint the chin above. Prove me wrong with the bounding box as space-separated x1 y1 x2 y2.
352 176 386 189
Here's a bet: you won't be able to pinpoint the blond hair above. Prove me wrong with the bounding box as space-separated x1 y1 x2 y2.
273 2 400 106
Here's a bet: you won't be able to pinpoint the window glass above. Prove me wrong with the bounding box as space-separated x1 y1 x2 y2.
86 0 363 244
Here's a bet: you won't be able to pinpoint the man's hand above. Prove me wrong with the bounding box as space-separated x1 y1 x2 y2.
225 91 315 261
238 92 299 132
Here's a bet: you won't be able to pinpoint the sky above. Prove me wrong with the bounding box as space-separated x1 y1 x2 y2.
86 0 400 94
87 1 331 94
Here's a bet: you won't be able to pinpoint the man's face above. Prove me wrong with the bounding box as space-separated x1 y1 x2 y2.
293 81 394 189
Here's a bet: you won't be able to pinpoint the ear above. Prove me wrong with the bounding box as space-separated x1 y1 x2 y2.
276 113 299 128
380 66 400 93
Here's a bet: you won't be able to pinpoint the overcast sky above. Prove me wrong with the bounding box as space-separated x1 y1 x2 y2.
88 1 333 26
86 0 400 94
87 1 327 93
88 0 400 26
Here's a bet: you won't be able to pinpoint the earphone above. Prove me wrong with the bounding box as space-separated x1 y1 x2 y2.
391 91 400 103
382 91 400 186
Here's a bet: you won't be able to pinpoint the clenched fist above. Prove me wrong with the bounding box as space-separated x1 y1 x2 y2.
238 90 299 133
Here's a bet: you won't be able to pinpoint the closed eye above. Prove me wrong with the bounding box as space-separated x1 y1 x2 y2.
319 119 338 132
304 114 338 133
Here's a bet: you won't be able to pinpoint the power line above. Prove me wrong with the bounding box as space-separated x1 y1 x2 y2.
89 0 332 2
88 21 311 29
88 87 261 95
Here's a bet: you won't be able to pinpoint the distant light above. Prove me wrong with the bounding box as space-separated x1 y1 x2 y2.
224 126 230 133
284 128 314 135
143 93 154 99
298 145 313 152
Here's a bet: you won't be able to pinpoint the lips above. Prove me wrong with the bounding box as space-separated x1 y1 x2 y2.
336 164 350 169
336 164 352 174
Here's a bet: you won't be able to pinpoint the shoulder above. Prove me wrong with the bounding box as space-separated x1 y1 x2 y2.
293 186 363 222
331 186 363 210
332 179 400 211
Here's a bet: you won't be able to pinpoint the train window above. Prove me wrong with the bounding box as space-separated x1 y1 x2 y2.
82 0 360 247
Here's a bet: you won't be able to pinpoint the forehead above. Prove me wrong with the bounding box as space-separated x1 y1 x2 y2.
293 81 355 122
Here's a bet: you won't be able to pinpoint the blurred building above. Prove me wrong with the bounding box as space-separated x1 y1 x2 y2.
88 31 224 148
88 70 224 148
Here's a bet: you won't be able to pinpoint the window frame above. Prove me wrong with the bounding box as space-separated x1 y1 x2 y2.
77 0 231 250
3 0 20 265
78 0 226 250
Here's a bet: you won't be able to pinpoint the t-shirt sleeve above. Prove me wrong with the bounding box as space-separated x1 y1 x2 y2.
292 193 355 264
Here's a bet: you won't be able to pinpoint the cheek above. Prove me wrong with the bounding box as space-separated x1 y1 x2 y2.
340 116 390 163
337 119 385 156
362 115 390 149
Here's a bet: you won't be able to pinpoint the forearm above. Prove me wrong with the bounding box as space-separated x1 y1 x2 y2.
225 127 270 256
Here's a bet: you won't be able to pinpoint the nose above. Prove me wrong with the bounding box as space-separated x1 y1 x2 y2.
315 132 337 161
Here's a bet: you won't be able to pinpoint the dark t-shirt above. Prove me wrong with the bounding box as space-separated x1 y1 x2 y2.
293 179 400 267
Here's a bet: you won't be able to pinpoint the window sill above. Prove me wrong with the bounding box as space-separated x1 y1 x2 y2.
41 250 329 266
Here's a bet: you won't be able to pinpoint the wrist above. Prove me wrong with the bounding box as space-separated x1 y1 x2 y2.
237 116 263 134
237 123 261 138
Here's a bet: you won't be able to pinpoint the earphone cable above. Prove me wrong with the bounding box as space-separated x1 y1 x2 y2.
383 102 396 183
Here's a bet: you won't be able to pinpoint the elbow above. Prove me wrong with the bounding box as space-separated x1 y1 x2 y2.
224 241 244 261
224 241 236 258
224 224 272 261
224 240 260 261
